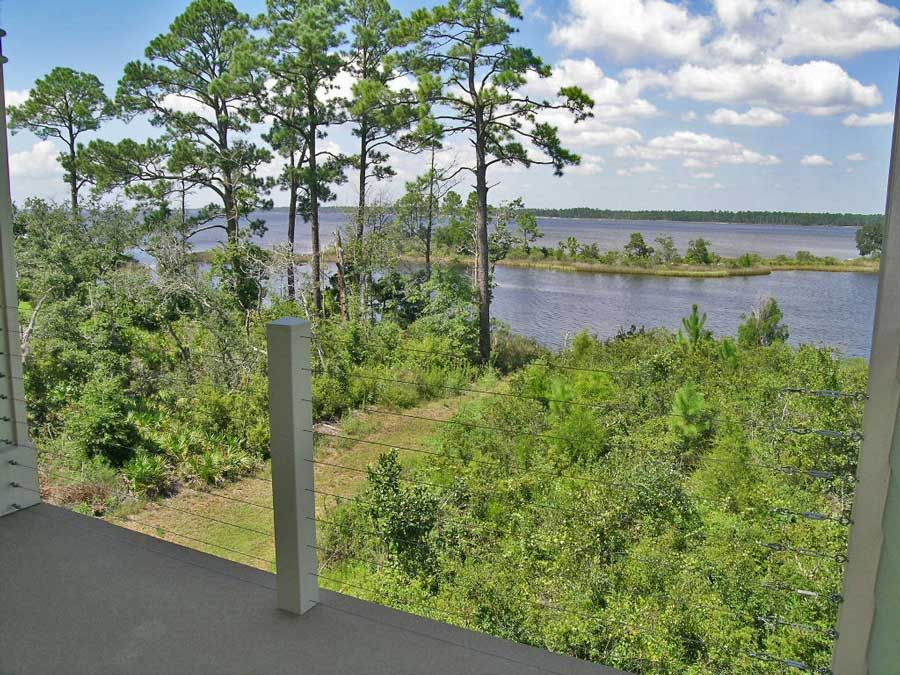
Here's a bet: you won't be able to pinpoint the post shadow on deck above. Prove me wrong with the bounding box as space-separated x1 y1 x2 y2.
267 317 318 614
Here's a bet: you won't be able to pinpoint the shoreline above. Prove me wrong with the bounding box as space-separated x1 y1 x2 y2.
188 249 879 277
428 256 879 277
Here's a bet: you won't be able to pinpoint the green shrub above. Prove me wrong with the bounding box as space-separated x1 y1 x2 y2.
66 371 144 466
491 324 546 374
738 297 789 347
185 445 256 486
123 451 170 496
735 252 758 268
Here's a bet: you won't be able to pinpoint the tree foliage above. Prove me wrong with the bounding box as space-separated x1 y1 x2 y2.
738 297 789 347
96 0 272 240
855 220 884 257
400 0 593 362
8 67 113 209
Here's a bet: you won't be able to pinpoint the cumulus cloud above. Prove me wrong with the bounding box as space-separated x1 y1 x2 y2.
527 58 659 123
568 153 605 175
843 111 894 127
774 0 900 59
10 140 60 178
711 0 900 60
664 60 881 114
616 131 781 166
714 0 764 30
551 0 712 60
5 89 29 107
617 162 659 176
707 106 788 126
846 153 867 161
800 154 832 166
681 110 698 122
555 0 900 61
161 93 216 120
693 172 716 179
539 108 644 148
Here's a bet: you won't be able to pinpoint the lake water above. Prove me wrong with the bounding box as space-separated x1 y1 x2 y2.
195 210 878 359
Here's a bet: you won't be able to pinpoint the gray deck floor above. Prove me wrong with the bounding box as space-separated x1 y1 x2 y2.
1 504 625 675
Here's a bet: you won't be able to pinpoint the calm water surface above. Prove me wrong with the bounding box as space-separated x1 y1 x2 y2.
492 267 876 358
195 210 863 260
196 211 877 358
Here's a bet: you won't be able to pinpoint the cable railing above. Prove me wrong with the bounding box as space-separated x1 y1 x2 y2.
4 323 865 675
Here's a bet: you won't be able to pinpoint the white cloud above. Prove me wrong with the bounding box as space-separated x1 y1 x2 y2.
693 172 716 179
707 106 789 126
711 0 900 60
555 0 900 63
681 110 698 122
776 0 900 59
714 0 764 30
322 70 357 102
843 111 894 127
161 93 216 120
847 152 867 162
617 130 781 166
569 153 605 175
617 162 659 176
527 59 659 123
801 153 833 166
713 182 725 189
10 140 60 178
387 74 416 93
540 108 644 148
666 59 881 114
551 0 712 60
709 32 762 61
5 90 29 107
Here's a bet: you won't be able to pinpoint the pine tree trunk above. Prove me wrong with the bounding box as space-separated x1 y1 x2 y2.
475 160 490 364
224 181 239 244
287 153 298 301
336 231 348 322
68 142 78 212
426 145 435 281
308 95 322 316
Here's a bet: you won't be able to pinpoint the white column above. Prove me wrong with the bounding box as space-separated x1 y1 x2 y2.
832 71 900 673
267 317 318 614
0 29 38 517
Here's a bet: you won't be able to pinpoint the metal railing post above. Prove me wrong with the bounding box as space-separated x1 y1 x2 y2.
267 317 318 614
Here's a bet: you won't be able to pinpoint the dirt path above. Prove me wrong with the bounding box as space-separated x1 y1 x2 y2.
109 396 467 571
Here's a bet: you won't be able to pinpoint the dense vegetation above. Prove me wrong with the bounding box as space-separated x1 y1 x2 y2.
17 200 534 511
317 321 864 674
9 0 870 673
528 208 884 229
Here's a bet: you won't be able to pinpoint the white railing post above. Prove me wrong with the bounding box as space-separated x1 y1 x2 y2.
0 30 38 518
267 317 318 614
833 69 900 673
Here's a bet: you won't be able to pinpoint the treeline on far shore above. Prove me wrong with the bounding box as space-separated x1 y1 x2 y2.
526 208 885 227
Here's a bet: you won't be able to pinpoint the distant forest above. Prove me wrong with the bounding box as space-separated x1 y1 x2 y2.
526 208 884 227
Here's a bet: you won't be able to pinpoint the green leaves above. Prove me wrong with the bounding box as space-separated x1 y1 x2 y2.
8 67 112 142
114 0 271 239
678 304 712 349
738 297 789 348
8 67 113 208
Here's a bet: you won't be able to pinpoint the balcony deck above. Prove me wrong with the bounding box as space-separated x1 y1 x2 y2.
1 504 624 675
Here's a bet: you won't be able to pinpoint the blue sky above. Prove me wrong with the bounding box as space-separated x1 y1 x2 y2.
2 0 899 213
